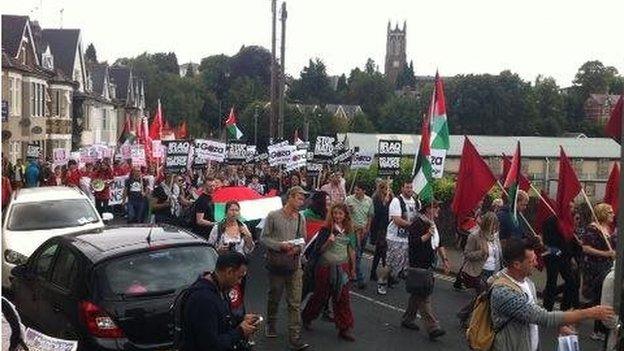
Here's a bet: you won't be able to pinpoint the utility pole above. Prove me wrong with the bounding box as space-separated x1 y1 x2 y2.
270 0 277 142
278 2 287 140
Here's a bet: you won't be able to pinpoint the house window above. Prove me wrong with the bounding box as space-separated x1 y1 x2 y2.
15 78 21 116
102 109 108 130
8 78 14 114
55 90 61 116
30 82 35 116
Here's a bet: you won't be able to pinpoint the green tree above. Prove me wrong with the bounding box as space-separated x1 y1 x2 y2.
346 59 392 121
396 61 416 89
335 74 348 102
199 54 232 105
378 95 424 133
349 112 376 133
230 45 272 87
573 60 619 96
85 43 97 63
184 64 195 78
288 58 333 104
150 52 179 75
532 76 565 135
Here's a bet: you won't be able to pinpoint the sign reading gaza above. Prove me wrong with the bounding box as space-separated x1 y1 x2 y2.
164 140 191 171
377 139 402 176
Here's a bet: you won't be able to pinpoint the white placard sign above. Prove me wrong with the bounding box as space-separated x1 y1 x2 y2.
351 152 375 169
314 136 335 158
286 149 308 171
108 175 129 205
268 144 296 167
429 149 447 179
130 145 146 167
195 139 226 163
26 144 41 160
53 148 68 166
377 140 402 176
152 140 163 158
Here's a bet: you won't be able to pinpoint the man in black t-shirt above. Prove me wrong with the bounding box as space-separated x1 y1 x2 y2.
124 168 146 223
194 178 216 237
151 173 174 224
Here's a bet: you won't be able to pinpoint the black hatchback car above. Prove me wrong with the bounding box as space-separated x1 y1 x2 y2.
11 224 218 350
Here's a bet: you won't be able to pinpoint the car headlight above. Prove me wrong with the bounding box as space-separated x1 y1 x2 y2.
4 250 28 265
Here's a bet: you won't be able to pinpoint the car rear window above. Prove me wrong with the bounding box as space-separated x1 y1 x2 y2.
97 245 217 299
7 199 99 231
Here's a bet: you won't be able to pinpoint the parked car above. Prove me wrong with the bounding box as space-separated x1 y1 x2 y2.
2 186 112 289
11 224 218 350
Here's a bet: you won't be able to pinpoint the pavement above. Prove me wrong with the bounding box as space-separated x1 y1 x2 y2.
244 247 603 351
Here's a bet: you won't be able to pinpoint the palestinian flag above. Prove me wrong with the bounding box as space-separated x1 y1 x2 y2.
503 141 522 224
225 108 244 140
212 186 282 222
118 115 136 144
412 112 434 202
429 71 450 150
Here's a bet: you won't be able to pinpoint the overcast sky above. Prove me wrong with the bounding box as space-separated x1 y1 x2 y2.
5 0 623 87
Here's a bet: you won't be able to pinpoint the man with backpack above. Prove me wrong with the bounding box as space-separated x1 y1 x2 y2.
471 238 614 351
178 252 259 351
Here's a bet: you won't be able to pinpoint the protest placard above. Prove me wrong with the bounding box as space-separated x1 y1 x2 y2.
351 151 375 170
108 175 129 205
306 162 323 177
52 148 68 166
152 140 163 158
245 145 257 163
268 143 296 167
226 143 248 164
378 139 402 176
313 136 335 163
26 144 41 161
285 149 308 171
164 140 192 172
130 144 146 167
195 139 226 163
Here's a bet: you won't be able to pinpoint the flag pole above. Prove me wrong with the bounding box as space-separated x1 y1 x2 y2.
349 169 359 194
529 183 557 217
580 188 598 223
496 180 540 238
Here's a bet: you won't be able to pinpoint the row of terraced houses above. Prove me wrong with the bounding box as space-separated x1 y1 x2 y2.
1 14 145 164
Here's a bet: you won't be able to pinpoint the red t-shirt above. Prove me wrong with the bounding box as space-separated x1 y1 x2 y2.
93 168 114 200
65 169 82 187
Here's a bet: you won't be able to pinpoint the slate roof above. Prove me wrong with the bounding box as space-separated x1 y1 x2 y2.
1 15 28 57
109 65 131 100
40 29 80 78
87 63 107 96
338 133 620 159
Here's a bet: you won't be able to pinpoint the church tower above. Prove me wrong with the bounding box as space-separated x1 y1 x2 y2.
384 21 407 87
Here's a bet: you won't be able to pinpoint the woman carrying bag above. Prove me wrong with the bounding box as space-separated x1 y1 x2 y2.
302 203 356 342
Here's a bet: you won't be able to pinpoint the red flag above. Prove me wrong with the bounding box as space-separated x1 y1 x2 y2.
176 121 188 139
604 163 619 215
555 147 582 241
502 154 531 191
605 95 622 143
535 190 557 236
149 99 163 140
451 137 497 219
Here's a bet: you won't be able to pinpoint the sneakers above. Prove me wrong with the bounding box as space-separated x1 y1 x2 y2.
589 332 605 341
338 329 356 342
289 339 311 351
377 283 387 295
429 329 446 340
265 323 277 338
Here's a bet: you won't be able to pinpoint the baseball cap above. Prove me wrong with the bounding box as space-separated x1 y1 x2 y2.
287 186 309 197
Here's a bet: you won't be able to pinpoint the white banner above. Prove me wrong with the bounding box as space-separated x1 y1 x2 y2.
429 149 447 179
195 139 226 163
314 136 335 157
351 152 375 169
109 175 129 205
152 140 163 158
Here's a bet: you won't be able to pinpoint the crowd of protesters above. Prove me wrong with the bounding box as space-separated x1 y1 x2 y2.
1 154 620 351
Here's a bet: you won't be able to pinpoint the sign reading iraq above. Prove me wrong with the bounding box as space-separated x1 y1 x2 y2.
377 139 402 176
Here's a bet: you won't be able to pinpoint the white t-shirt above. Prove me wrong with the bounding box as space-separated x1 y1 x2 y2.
387 195 418 243
509 276 539 351
483 241 498 271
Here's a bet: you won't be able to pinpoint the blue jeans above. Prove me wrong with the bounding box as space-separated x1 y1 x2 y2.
355 230 370 284
127 199 145 223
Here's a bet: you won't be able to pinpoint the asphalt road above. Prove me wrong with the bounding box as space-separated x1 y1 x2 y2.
245 247 604 351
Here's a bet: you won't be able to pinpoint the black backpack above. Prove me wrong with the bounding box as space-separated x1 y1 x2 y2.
171 284 202 350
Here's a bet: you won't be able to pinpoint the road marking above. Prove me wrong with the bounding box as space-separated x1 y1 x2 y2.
349 291 406 314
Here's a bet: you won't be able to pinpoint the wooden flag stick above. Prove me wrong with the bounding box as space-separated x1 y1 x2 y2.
580 188 599 224
496 180 540 238
529 183 557 217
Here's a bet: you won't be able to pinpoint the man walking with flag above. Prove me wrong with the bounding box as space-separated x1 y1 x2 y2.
499 142 530 243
